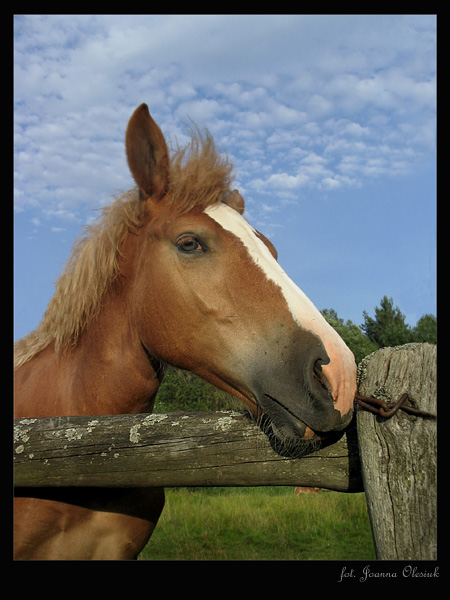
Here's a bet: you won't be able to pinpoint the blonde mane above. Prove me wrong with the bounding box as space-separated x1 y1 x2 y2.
14 129 236 369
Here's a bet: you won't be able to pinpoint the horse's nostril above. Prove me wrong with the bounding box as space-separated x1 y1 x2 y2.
313 360 330 393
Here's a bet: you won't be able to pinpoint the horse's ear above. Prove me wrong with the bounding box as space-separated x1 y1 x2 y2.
227 189 245 215
126 104 169 200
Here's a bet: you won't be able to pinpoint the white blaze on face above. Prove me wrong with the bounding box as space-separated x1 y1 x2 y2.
204 203 356 418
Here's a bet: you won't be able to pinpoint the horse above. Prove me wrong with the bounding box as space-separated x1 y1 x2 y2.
14 103 357 559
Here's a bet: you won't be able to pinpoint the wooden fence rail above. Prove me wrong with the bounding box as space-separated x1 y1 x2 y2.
14 410 362 491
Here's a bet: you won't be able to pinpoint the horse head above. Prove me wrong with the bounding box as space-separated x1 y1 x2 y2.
126 104 357 450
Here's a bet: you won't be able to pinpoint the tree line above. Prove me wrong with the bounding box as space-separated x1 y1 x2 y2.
154 295 436 413
322 295 436 364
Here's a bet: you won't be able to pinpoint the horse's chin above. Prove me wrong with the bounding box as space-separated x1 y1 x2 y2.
258 414 342 458
255 415 312 457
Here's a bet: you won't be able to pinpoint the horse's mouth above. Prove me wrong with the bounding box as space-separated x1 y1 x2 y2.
255 389 347 458
262 393 314 436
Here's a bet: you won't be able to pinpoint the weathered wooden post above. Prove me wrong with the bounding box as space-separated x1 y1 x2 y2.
356 343 437 560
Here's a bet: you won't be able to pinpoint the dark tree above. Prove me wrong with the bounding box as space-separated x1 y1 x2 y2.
362 296 412 348
412 314 437 343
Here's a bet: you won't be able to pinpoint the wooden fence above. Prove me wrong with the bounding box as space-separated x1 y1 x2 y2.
14 343 436 560
356 343 437 560
13 410 362 491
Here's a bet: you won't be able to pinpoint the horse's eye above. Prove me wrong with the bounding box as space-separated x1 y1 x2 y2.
176 235 204 254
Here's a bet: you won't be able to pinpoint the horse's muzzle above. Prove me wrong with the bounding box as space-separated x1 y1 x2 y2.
247 330 354 446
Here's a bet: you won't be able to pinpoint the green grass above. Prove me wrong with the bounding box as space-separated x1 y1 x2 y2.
139 487 375 560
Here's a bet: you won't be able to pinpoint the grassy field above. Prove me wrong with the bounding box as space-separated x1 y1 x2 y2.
139 487 375 560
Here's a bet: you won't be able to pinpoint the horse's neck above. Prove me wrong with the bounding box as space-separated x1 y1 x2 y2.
69 324 161 416
14 295 161 418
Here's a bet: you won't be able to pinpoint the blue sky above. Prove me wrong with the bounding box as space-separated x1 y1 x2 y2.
14 14 436 341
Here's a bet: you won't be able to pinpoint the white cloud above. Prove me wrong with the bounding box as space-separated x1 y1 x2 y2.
175 98 224 123
14 14 436 232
